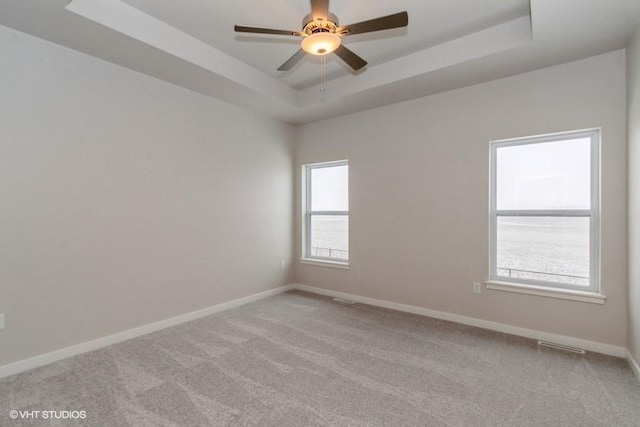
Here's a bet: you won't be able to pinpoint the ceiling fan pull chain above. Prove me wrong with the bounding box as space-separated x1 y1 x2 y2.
320 54 327 92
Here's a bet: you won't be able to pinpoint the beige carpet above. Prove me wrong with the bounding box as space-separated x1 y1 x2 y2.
1 290 639 426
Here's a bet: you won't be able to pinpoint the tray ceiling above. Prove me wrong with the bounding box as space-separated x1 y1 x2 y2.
1 1 639 124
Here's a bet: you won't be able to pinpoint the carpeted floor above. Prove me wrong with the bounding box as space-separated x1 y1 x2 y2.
1 290 639 426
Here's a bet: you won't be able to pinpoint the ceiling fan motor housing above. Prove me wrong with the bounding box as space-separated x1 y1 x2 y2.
302 13 340 35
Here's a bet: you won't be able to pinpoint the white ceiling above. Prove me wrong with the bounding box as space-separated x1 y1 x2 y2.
1 1 640 125
120 0 530 90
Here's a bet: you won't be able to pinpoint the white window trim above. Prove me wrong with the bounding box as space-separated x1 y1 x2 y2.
489 129 600 294
301 160 349 266
299 258 350 269
485 280 605 304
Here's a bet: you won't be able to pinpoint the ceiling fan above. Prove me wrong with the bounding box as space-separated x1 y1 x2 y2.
234 0 408 71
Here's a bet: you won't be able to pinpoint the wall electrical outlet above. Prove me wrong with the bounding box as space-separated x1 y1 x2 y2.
473 282 482 294
0 314 4 330
280 260 286 270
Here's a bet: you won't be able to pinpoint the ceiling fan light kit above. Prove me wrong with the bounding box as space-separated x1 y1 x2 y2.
234 0 408 73
301 33 341 55
300 12 342 55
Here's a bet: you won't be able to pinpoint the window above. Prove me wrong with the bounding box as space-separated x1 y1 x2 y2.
490 130 599 292
303 160 349 264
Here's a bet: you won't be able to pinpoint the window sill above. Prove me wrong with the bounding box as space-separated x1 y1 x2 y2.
299 258 350 270
485 280 606 304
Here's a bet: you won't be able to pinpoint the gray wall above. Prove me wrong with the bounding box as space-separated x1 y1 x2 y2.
0 26 295 366
296 51 628 347
628 28 640 365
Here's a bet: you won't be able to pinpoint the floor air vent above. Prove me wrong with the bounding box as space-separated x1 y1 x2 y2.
333 297 356 305
537 340 586 354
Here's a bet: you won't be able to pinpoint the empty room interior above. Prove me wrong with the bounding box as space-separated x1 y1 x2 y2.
2 0 640 425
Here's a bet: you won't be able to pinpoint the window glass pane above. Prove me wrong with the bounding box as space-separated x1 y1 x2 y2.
311 165 348 211
310 215 348 260
496 216 589 287
496 138 591 210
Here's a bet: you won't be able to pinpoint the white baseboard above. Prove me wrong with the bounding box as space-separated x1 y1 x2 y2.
628 350 640 383
3 284 633 380
0 285 294 379
292 284 627 358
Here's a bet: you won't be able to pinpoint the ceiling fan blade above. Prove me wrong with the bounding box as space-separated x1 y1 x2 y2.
310 0 330 20
278 49 307 71
334 45 367 70
339 12 408 36
234 25 304 37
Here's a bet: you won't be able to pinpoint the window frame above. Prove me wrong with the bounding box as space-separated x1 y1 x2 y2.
302 160 349 266
489 129 600 293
